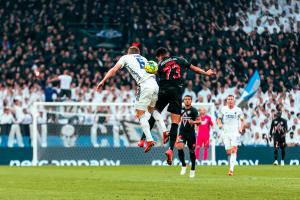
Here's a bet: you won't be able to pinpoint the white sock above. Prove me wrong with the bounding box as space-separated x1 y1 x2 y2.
139 114 153 141
230 152 236 171
152 110 168 132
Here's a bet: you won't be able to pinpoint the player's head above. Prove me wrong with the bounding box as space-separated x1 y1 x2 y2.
227 95 235 108
199 107 206 116
127 46 140 55
64 69 70 75
276 103 283 112
183 95 192 107
155 47 169 62
275 111 282 118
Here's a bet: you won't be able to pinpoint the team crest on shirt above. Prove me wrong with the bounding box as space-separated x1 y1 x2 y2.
201 118 208 125
181 112 190 126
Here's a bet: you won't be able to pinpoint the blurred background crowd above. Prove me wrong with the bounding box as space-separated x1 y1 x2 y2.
0 0 299 147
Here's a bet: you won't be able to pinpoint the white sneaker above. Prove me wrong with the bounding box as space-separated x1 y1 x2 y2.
189 170 195 178
281 160 285 166
180 166 187 175
273 160 278 165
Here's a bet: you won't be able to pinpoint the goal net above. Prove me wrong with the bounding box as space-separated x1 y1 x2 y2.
32 102 216 166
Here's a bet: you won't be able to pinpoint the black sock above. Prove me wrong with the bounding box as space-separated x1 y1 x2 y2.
178 149 186 167
140 116 155 140
169 123 178 150
281 147 285 160
274 148 278 161
190 150 196 170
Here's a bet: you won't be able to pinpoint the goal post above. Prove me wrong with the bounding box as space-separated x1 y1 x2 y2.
32 101 216 166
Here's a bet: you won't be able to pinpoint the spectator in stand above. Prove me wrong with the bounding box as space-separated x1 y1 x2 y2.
48 70 72 101
7 97 24 148
0 0 299 146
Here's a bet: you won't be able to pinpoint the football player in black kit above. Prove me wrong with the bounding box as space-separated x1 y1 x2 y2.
270 111 288 166
138 47 215 165
176 95 199 178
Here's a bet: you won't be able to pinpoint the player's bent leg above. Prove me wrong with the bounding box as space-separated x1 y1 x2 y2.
149 107 169 144
136 109 155 153
139 116 156 147
165 115 180 165
169 113 181 149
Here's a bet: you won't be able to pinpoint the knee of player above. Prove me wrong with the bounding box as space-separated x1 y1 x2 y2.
175 140 185 149
136 110 148 119
189 148 195 154
231 146 237 153
147 106 155 113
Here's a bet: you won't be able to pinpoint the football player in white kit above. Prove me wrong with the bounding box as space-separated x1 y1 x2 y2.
96 46 168 152
217 95 245 176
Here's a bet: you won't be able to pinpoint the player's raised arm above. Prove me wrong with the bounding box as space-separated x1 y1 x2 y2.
189 65 215 76
96 63 122 90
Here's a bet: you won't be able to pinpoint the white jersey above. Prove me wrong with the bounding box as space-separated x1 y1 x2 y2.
116 54 155 85
219 105 244 134
59 75 72 89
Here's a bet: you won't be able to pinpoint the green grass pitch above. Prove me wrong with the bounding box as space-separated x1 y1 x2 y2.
0 166 299 200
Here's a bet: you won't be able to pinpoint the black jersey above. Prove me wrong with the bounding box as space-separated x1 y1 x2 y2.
179 106 198 133
270 117 288 137
157 56 191 88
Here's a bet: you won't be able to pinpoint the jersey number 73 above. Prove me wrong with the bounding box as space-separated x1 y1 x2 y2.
163 63 181 80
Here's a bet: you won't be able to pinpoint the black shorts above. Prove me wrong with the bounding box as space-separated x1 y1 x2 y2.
59 89 71 99
155 85 184 115
177 132 196 150
274 135 286 148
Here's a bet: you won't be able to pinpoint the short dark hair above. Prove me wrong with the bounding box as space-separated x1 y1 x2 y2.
128 46 140 54
184 95 192 100
227 94 234 99
155 47 168 57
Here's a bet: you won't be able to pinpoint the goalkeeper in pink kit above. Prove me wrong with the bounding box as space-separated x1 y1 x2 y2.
195 107 213 160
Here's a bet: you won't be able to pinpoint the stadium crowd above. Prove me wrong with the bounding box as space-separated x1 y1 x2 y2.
0 0 299 147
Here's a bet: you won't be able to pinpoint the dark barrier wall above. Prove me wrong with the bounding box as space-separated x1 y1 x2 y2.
2 147 300 166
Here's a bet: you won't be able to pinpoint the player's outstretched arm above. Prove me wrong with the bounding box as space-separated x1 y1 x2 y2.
97 63 122 90
48 76 60 83
189 65 215 76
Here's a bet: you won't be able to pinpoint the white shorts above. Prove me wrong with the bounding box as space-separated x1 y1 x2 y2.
222 133 240 150
135 78 159 111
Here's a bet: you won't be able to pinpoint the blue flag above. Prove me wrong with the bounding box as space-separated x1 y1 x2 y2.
238 70 261 107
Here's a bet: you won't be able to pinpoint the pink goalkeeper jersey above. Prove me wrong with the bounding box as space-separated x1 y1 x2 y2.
197 115 213 137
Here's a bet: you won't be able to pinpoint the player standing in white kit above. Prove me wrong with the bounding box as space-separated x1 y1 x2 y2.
96 46 168 152
217 95 244 176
